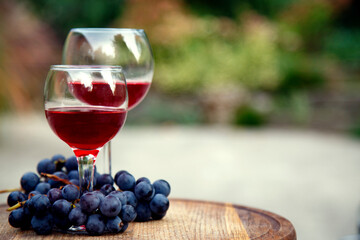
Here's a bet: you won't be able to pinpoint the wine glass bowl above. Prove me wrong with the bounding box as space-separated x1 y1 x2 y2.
44 65 128 193
63 28 153 110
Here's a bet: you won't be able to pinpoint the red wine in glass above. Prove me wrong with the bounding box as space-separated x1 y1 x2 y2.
45 107 127 157
68 81 127 107
127 81 151 110
68 81 150 110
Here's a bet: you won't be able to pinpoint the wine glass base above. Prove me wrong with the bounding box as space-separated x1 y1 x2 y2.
66 225 86 234
56 225 116 235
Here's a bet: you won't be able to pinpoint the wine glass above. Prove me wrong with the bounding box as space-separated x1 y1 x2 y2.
62 28 154 175
44 65 128 194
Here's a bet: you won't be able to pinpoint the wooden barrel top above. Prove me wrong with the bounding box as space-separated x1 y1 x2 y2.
0 198 296 239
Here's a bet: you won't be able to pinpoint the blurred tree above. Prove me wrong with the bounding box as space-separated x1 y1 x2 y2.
275 54 325 95
333 0 360 28
324 29 360 70
234 105 266 127
0 0 59 112
115 0 360 128
183 0 296 18
19 0 125 38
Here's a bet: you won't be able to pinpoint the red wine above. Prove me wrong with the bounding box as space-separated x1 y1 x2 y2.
68 81 126 107
127 81 151 110
68 81 150 110
45 107 127 152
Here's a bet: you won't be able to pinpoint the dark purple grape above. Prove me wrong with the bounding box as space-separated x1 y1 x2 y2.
153 179 171 197
116 172 135 191
99 195 121 217
52 199 71 218
65 156 78 172
93 191 105 203
28 191 41 199
80 192 100 214
108 191 127 205
7 191 26 207
22 201 33 224
136 177 151 185
85 214 105 235
68 207 87 226
27 194 42 214
96 174 114 189
61 184 79 202
120 204 137 222
20 172 40 192
68 170 79 180
35 182 51 194
33 195 51 216
149 194 169 215
37 159 56 175
70 179 80 186
54 216 72 230
123 191 138 207
135 201 151 222
31 213 54 235
106 216 123 233
8 208 26 228
47 188 63 204
100 184 115 196
134 181 154 201
114 170 129 184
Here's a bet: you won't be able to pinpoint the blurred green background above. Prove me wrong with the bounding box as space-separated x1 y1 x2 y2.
0 0 359 134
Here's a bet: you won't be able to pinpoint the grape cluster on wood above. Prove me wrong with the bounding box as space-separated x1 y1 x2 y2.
6 154 171 235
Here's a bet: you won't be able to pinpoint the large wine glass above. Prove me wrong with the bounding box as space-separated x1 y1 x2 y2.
44 65 128 194
62 28 154 175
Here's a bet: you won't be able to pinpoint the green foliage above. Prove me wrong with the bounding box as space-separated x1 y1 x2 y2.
154 18 281 95
184 0 240 18
20 0 124 38
349 121 360 139
274 91 311 124
184 0 296 18
324 29 360 69
294 3 332 39
276 53 325 94
237 0 296 18
233 105 266 127
333 0 360 28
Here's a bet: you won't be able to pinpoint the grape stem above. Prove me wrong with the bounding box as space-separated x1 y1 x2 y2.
41 173 80 190
7 200 26 211
0 188 22 194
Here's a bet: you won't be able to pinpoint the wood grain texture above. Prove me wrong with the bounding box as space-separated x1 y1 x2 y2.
0 199 296 240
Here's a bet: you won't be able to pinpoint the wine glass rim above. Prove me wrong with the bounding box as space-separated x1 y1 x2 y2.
50 65 123 71
70 28 145 33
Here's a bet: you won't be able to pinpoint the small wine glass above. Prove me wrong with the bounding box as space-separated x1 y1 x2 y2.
62 28 154 175
44 65 128 194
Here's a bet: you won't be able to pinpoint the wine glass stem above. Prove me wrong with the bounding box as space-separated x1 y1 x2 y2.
77 155 96 194
103 142 112 176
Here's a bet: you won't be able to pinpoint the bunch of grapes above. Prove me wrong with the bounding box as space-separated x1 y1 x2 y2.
6 154 171 235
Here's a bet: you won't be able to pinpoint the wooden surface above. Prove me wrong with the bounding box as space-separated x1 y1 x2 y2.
0 199 296 240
